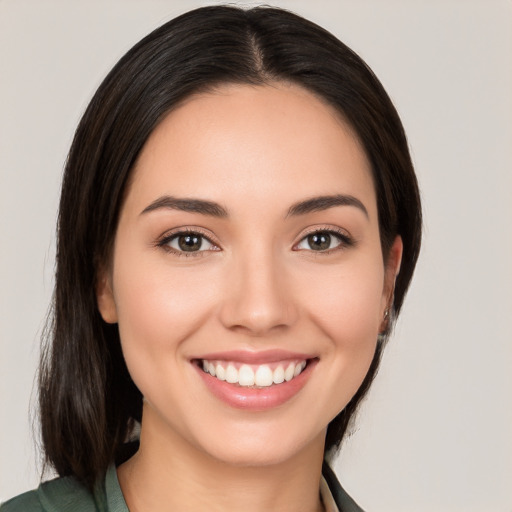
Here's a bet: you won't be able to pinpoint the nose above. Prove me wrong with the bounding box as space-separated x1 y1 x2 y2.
219 248 298 336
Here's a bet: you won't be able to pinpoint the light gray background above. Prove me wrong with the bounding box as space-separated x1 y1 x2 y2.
1 1 511 510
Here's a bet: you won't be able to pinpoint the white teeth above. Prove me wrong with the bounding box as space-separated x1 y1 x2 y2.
225 364 238 384
201 359 308 387
273 365 285 384
238 365 255 386
254 365 273 387
284 363 295 382
215 363 226 381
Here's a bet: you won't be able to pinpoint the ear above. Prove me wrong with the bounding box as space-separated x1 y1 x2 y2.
96 268 118 324
380 235 403 324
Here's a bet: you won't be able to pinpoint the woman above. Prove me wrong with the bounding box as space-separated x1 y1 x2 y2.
2 5 421 511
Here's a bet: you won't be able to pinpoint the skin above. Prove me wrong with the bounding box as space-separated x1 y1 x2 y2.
97 82 402 512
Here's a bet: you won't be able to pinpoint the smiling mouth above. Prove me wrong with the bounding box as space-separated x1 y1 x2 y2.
195 359 310 388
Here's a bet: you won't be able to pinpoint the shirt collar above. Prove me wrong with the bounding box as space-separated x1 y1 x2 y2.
320 474 340 512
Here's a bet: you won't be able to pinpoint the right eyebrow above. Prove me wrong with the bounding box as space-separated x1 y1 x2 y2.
286 194 369 218
140 195 228 218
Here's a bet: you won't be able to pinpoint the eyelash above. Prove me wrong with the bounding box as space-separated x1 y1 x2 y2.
156 226 355 257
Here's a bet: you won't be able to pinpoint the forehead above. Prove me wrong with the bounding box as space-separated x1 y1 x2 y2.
127 82 376 217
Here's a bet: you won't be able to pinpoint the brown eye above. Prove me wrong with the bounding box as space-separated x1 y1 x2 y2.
178 234 202 251
307 233 332 251
296 230 350 252
165 232 215 253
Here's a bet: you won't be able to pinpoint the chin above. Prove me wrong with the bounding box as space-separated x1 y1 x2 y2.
190 422 326 469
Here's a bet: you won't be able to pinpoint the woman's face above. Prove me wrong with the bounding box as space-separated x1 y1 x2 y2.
98 83 401 467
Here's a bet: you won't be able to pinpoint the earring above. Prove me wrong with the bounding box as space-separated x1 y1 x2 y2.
377 306 393 344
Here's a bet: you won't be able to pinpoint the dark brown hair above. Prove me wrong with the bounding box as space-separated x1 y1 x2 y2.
39 5 422 490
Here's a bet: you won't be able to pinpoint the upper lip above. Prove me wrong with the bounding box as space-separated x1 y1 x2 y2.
193 349 315 364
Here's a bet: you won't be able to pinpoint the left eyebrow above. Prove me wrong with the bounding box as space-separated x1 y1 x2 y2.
286 194 369 218
140 195 228 218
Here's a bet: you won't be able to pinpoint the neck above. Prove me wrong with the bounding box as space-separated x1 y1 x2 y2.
118 406 326 512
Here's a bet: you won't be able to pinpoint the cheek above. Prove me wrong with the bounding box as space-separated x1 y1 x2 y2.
292 255 385 410
111 256 220 377
295 256 385 344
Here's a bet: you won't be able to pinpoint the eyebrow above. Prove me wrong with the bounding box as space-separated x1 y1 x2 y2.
140 193 368 219
286 194 369 218
140 196 228 218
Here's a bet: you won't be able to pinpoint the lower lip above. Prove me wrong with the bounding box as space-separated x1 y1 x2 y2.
194 360 317 411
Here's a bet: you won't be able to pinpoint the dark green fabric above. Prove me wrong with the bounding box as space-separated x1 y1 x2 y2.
0 465 127 512
322 461 365 512
1 463 362 511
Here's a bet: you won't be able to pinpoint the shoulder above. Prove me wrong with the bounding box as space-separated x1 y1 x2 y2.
1 475 102 512
1 489 41 512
